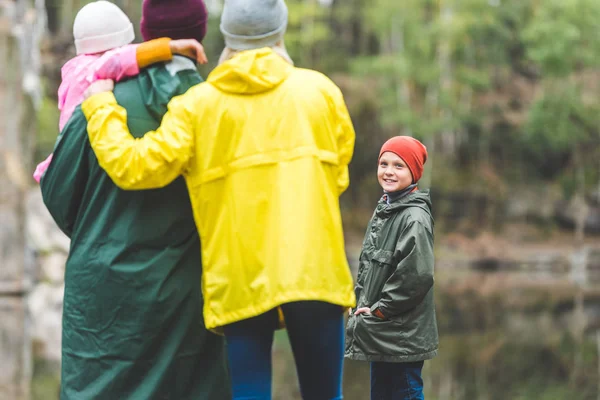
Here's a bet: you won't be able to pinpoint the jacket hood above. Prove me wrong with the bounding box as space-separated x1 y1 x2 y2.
378 189 433 218
207 47 293 94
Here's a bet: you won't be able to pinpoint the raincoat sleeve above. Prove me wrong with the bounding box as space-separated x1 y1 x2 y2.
40 108 90 237
82 91 195 190
370 221 434 318
331 86 355 195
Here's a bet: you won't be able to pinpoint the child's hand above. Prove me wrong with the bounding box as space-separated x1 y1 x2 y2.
84 79 114 99
169 39 208 64
354 307 371 316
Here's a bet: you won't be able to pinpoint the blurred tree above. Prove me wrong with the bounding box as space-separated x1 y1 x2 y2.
36 0 600 231
522 0 600 237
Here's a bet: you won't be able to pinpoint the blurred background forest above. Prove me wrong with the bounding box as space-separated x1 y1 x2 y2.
2 0 600 399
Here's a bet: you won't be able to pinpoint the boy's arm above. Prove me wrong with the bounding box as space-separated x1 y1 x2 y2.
331 86 355 195
369 221 435 318
82 91 195 190
40 108 90 238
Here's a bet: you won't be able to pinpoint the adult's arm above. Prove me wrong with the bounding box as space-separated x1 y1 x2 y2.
82 91 195 190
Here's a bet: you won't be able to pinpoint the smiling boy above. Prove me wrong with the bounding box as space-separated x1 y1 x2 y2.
345 136 439 400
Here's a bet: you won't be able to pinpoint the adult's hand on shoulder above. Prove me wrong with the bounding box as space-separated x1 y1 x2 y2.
170 39 208 64
84 79 114 99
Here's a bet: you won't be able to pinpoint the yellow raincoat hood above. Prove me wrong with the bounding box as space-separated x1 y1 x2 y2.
208 48 293 94
83 48 356 330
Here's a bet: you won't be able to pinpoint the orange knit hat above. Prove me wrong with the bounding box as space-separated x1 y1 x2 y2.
379 136 428 183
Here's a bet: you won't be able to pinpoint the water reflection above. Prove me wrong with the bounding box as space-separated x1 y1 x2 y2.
3 249 599 399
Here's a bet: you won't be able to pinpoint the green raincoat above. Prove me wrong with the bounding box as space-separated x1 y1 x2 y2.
41 56 231 399
345 190 439 363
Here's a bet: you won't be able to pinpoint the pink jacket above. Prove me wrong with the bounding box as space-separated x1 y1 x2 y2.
34 44 139 183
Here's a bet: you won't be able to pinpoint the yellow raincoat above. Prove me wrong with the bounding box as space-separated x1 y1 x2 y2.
82 48 356 329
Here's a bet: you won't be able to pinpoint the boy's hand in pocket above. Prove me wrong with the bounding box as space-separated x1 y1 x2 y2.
354 307 371 316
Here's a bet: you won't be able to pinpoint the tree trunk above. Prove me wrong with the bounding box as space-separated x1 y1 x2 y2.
390 14 412 137
597 330 600 400
0 0 45 398
301 0 317 66
438 0 455 155
572 145 588 245
0 298 31 400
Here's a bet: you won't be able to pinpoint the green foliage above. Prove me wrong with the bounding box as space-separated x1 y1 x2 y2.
525 85 593 152
31 357 60 400
285 0 333 67
522 0 600 76
36 96 60 163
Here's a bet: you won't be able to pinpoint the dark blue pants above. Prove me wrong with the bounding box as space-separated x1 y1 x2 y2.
223 301 345 400
370 361 425 400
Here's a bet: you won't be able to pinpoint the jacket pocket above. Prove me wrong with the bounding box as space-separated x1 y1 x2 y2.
353 313 405 356
363 250 395 305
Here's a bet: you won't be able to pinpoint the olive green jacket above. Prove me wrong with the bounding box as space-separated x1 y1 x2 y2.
345 190 438 362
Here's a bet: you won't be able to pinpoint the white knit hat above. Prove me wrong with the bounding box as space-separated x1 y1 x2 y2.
73 1 135 55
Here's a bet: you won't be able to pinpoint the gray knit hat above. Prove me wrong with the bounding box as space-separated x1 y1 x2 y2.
220 0 288 51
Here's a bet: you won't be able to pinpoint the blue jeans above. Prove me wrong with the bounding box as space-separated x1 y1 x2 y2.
223 301 345 400
370 361 424 400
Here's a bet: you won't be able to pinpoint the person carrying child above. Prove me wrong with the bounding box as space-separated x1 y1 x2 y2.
33 0 207 183
40 0 231 398
345 136 439 400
